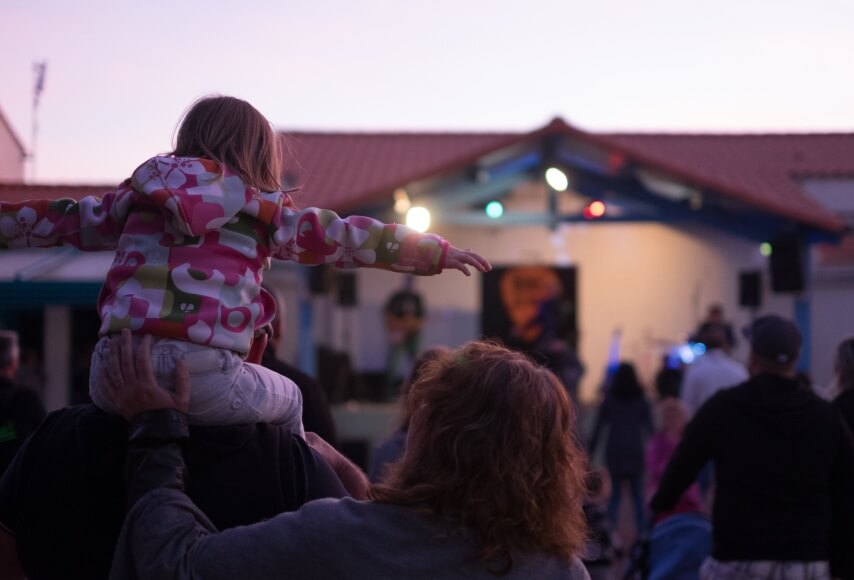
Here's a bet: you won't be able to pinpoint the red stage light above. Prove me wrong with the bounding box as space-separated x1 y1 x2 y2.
583 200 606 219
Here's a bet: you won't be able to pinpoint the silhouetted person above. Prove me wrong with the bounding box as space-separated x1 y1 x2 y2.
261 301 337 445
588 361 653 534
832 336 854 434
692 304 736 351
652 315 854 579
0 330 45 476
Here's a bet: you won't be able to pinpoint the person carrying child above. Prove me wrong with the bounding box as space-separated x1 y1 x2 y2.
0 95 490 431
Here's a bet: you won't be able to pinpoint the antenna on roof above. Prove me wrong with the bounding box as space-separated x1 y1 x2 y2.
30 60 47 182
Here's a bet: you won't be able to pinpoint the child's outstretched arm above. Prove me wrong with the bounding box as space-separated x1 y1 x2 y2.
0 185 133 250
270 206 490 276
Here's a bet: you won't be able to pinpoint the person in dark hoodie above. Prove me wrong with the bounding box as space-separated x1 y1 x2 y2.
588 361 653 534
651 315 854 580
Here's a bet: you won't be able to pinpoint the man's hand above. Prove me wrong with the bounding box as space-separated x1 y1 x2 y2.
102 329 190 420
445 245 491 276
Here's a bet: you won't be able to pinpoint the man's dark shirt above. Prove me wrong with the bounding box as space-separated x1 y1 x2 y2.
0 404 347 580
651 373 854 577
834 388 854 436
0 377 45 476
262 349 337 445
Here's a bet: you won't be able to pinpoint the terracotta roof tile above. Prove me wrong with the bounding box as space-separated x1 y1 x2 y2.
281 131 518 210
0 183 112 203
1 124 849 233
602 132 854 232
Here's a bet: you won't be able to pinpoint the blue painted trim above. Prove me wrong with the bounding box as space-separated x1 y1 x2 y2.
426 172 529 210
483 151 541 180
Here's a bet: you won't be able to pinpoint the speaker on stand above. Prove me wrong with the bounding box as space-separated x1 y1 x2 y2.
739 271 762 309
769 234 805 293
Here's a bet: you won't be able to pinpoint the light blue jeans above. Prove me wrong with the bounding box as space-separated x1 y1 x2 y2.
90 336 304 435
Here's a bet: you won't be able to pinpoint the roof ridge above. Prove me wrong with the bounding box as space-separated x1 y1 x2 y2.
0 104 27 156
605 130 854 138
281 128 525 138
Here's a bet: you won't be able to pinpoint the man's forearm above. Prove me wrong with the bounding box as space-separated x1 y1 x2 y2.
125 409 190 508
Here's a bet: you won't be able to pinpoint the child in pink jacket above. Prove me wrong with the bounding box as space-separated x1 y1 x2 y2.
645 397 705 520
0 96 489 430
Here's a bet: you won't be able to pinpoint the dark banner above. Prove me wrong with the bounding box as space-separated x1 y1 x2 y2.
481 266 577 351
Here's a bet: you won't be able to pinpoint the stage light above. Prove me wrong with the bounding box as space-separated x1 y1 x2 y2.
485 201 504 219
583 200 606 219
406 206 431 232
760 242 772 257
545 167 569 192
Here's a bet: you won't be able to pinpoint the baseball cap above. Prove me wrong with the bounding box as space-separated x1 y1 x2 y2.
745 315 802 364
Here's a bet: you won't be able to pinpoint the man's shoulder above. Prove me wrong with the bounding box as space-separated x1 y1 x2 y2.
261 351 315 387
697 382 746 411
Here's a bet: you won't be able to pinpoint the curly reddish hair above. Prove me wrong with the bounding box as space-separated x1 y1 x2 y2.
368 341 588 572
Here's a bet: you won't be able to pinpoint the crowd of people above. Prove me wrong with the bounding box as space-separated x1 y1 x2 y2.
581 309 854 580
0 96 852 579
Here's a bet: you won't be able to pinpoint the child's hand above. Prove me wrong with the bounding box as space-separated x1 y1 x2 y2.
102 329 191 419
445 245 491 276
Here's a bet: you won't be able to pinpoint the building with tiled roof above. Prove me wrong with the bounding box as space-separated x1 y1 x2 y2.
0 105 26 182
1 119 853 412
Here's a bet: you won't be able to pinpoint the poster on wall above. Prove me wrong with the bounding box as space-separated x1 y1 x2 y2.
481 266 578 352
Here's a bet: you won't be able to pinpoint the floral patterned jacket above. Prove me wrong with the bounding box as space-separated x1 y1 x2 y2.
0 156 449 354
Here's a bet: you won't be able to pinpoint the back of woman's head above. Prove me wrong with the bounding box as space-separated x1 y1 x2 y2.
172 95 282 192
835 337 854 391
610 362 643 398
369 341 588 570
396 346 451 431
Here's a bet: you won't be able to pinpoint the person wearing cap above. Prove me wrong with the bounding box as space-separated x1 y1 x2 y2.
650 315 854 580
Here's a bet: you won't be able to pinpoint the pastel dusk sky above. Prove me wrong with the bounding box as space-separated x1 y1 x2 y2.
2 0 854 184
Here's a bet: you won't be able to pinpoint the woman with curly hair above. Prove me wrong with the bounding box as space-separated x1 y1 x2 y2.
103 332 591 579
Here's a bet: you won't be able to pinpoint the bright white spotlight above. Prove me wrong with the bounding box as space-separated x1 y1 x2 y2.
406 206 431 232
545 167 569 192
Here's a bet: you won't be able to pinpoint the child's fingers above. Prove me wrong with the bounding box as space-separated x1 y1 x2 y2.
119 329 136 380
470 252 492 272
461 250 490 272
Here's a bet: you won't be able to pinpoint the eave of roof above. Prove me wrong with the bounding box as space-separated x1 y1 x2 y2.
0 105 27 158
0 121 848 235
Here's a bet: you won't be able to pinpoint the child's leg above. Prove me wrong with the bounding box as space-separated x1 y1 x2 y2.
90 337 304 433
228 362 305 436
164 343 304 432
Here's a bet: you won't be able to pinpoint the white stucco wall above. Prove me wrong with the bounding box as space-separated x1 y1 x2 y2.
0 221 809 405
344 220 796 403
0 117 24 181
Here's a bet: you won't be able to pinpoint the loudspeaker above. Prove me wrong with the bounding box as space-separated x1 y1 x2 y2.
337 273 357 306
309 265 332 294
739 271 762 308
769 235 805 293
